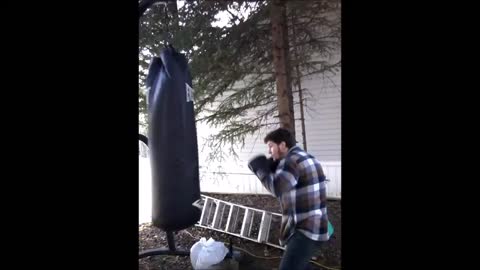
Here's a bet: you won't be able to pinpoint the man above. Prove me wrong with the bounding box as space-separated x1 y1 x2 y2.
248 128 331 270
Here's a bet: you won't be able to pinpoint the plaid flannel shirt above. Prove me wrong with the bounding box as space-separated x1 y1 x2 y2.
259 146 330 246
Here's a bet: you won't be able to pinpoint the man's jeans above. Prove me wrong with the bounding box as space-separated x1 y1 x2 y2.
279 231 323 270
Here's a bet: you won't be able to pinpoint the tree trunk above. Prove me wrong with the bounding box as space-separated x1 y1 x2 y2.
167 0 178 26
290 6 307 150
270 0 295 139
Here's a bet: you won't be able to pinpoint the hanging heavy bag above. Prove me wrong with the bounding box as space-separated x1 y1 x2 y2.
146 46 201 231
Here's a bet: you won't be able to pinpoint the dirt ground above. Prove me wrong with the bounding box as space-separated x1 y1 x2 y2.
139 193 341 270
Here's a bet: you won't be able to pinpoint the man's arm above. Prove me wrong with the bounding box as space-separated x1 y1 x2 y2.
271 159 298 197
248 155 276 195
249 156 298 197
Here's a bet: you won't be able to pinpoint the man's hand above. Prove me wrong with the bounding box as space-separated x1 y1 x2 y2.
267 157 280 173
248 155 270 180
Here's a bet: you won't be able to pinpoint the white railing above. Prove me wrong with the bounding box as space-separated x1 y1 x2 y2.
198 161 341 198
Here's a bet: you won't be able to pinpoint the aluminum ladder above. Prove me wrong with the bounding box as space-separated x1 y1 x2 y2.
194 194 285 250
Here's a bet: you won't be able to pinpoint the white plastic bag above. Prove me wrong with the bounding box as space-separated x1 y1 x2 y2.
190 237 229 270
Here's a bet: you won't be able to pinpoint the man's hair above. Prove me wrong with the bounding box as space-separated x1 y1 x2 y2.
264 128 296 148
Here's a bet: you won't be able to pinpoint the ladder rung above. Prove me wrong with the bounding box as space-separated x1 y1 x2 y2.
258 212 272 243
218 202 227 229
225 204 234 233
199 198 212 226
248 210 256 237
212 201 224 229
207 199 215 226
240 208 253 238
231 206 240 233
265 213 282 246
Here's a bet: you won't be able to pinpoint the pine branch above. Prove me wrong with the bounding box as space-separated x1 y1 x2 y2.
139 0 341 161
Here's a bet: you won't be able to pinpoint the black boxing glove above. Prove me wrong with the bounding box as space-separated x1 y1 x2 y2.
267 157 280 173
248 154 270 180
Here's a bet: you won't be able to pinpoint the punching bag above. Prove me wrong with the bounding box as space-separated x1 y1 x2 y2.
146 46 201 231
